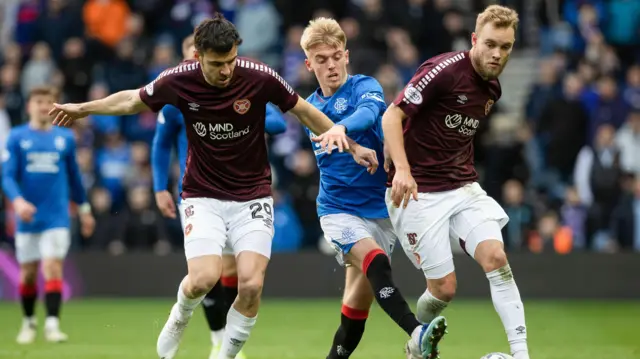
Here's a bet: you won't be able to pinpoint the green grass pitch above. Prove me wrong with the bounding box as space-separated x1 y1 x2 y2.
0 299 638 359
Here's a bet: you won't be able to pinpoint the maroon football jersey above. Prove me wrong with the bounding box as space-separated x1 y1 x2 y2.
387 51 501 193
139 58 299 201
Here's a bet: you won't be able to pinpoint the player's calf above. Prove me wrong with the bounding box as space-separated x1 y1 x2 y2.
217 249 268 359
327 267 373 359
221 254 239 312
470 224 529 359
17 263 38 344
41 258 67 342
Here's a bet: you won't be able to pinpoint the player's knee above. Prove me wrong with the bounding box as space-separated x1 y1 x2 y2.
41 259 63 280
428 274 457 302
189 271 220 295
478 245 508 272
20 265 38 284
237 277 263 303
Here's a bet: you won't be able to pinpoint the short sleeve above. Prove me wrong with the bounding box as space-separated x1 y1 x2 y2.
263 67 299 113
393 61 453 118
354 76 386 110
139 71 179 112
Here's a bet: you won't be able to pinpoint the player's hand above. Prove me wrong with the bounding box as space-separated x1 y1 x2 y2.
351 144 379 174
49 103 88 127
383 145 393 173
79 213 96 238
311 125 349 154
390 168 418 209
155 191 177 219
13 197 36 223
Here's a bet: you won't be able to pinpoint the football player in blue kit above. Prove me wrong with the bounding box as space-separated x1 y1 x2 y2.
2 86 95 344
300 18 448 359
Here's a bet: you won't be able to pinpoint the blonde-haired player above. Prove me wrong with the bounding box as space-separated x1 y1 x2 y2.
383 6 530 359
304 18 447 359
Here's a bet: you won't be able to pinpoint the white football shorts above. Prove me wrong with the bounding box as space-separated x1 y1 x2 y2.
178 201 234 256
15 228 71 264
179 196 274 260
320 213 398 267
386 182 509 279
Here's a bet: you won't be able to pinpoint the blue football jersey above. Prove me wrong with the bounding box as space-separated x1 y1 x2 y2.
2 125 87 233
151 103 288 203
305 75 389 219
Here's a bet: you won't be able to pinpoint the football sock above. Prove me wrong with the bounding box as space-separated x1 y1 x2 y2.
326 305 368 359
363 249 421 336
416 289 449 323
44 280 62 318
19 283 37 319
202 280 227 339
221 276 238 310
177 277 205 318
486 264 528 355
218 306 256 359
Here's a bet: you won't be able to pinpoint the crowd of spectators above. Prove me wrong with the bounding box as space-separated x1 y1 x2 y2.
1 0 639 256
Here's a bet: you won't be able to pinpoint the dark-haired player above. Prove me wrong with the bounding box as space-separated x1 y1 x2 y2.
2 86 95 344
383 5 530 359
49 14 378 359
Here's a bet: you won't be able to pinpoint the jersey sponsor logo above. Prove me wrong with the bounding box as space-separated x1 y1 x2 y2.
334 97 348 114
26 152 61 173
485 99 495 115
309 133 338 156
233 99 251 114
404 84 423 105
444 113 478 136
193 122 251 141
361 92 385 103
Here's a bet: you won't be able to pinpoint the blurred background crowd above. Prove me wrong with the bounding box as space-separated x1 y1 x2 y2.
0 0 639 256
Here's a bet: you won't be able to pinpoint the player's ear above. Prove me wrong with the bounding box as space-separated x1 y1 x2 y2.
471 32 478 47
304 58 313 72
345 49 350 65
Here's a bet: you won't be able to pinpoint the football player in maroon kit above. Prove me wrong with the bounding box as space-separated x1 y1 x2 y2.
49 14 378 359
383 5 530 359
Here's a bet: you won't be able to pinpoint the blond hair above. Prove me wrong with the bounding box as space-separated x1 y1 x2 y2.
475 5 519 34
300 17 346 53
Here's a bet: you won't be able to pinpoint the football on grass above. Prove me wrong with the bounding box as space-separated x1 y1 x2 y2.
480 353 515 359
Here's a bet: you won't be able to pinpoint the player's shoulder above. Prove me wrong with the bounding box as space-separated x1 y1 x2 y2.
235 57 289 85
7 124 29 139
350 74 383 92
418 51 469 76
146 60 201 90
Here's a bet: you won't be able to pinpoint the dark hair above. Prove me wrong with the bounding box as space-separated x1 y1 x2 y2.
194 13 243 54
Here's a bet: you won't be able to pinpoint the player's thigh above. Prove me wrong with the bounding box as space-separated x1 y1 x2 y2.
450 184 509 259
227 197 274 259
14 232 41 265
234 232 272 297
385 188 457 280
39 228 71 261
180 197 227 260
342 266 374 311
320 213 378 267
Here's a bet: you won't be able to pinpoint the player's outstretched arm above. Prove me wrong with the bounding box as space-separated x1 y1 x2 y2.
49 89 150 127
382 104 417 208
265 103 287 135
289 96 378 172
151 106 179 219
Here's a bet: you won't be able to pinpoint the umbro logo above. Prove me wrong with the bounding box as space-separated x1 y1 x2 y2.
188 102 199 111
457 95 468 104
